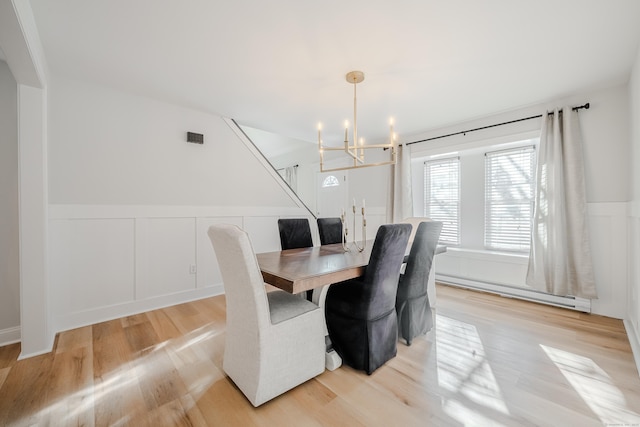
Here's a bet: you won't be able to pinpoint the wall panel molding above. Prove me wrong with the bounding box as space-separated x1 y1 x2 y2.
48 204 309 336
0 326 21 347
435 201 628 319
49 204 308 219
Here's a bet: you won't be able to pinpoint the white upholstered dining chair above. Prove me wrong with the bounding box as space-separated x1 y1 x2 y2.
207 223 325 407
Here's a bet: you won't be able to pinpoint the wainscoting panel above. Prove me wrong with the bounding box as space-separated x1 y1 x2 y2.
48 205 310 336
588 202 628 319
135 217 197 300
436 249 529 287
434 202 626 318
244 215 284 254
0 327 20 346
196 216 243 288
49 218 135 316
627 203 640 375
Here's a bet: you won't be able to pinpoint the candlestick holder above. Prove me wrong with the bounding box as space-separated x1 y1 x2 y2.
352 205 367 252
340 213 350 252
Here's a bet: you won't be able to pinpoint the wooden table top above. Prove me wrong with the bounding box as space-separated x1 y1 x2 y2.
257 242 447 294
256 243 373 294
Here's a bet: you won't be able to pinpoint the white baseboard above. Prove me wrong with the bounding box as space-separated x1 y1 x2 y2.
53 284 224 334
0 326 21 348
18 336 57 361
624 319 640 378
437 274 591 313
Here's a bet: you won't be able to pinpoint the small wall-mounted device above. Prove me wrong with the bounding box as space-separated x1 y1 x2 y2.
187 132 204 144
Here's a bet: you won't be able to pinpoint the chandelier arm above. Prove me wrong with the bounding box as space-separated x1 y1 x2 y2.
317 70 396 172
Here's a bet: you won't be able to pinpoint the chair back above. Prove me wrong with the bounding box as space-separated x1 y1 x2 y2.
363 223 412 315
278 218 313 250
402 216 433 247
403 221 443 298
207 224 270 332
317 217 343 245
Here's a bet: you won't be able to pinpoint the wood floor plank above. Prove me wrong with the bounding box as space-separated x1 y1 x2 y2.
92 361 149 427
1 283 640 426
145 308 183 342
92 318 132 378
194 378 263 426
0 352 54 426
43 345 95 427
124 320 161 355
135 348 190 412
0 343 20 370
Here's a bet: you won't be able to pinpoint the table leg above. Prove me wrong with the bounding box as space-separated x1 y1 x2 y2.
312 285 342 371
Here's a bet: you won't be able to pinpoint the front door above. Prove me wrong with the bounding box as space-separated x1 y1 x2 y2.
316 171 348 217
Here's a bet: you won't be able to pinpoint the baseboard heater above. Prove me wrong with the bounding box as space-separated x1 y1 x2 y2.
436 274 591 313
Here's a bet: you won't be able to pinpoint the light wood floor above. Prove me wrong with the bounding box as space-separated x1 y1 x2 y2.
1 284 640 426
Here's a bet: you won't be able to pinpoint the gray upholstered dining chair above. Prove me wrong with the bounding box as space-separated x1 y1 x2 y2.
324 223 411 375
208 224 325 407
317 217 343 245
278 218 314 299
402 216 433 246
277 218 313 250
396 220 443 345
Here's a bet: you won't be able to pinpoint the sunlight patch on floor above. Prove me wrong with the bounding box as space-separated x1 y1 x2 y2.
541 344 640 425
436 315 509 425
19 323 224 426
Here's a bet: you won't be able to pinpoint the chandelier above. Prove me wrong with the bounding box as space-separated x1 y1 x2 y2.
317 71 397 172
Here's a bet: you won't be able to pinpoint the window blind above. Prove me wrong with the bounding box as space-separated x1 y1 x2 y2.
424 157 460 245
484 146 536 252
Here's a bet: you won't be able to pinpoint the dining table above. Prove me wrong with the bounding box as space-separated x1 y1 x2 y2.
256 241 447 295
256 240 446 370
256 242 372 295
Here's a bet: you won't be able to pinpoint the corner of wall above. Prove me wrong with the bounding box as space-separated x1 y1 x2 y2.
624 319 640 378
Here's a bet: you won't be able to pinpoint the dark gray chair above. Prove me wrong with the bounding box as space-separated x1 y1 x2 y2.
278 218 314 300
324 224 411 375
278 218 313 250
317 217 343 245
396 221 443 345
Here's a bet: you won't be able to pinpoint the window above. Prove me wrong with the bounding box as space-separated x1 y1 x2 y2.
424 157 460 245
322 175 340 187
484 146 536 252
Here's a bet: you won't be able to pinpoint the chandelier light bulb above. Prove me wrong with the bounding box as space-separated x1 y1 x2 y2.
316 70 397 172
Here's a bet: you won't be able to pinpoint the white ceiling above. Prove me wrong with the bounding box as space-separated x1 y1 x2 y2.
28 0 640 145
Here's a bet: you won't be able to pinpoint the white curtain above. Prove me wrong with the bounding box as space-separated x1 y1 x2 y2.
526 107 597 298
387 144 413 223
280 165 297 193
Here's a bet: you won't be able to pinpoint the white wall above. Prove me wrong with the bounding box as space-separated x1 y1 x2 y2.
349 83 631 319
1 0 53 358
408 84 630 204
627 44 640 373
48 76 296 207
0 61 20 344
45 76 306 337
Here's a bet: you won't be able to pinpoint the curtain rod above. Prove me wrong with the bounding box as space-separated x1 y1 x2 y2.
276 164 299 171
406 102 590 146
